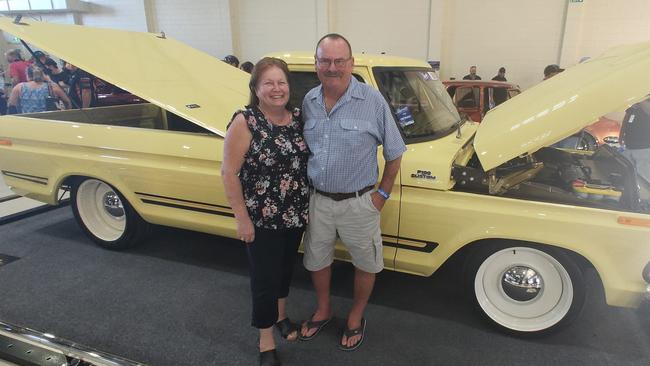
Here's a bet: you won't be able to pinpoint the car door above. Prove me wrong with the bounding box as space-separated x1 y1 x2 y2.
287 66 399 270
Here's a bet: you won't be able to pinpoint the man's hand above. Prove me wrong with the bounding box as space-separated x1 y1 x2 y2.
370 191 386 212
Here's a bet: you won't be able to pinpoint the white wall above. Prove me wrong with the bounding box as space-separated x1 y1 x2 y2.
3 0 649 90
147 0 233 58
236 0 320 63
439 0 567 89
80 0 148 32
561 0 650 66
331 0 431 60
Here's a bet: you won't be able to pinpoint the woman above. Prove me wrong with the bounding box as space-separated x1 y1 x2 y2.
8 65 70 114
222 57 309 366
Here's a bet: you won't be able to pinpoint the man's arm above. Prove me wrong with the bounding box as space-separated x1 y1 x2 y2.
371 156 402 211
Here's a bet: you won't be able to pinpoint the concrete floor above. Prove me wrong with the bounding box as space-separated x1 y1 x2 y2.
0 207 648 366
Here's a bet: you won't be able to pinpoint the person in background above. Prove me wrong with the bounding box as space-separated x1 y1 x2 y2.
620 96 650 184
65 62 96 109
223 54 240 68
543 64 564 80
492 67 507 81
222 57 309 366
29 51 48 68
5 49 30 86
463 65 481 80
7 65 70 114
240 61 254 73
43 58 70 87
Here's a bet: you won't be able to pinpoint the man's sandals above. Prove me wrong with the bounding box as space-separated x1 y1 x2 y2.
298 314 332 341
338 318 366 351
275 318 299 341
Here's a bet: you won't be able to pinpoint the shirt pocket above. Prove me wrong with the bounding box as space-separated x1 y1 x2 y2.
303 118 320 152
339 119 372 145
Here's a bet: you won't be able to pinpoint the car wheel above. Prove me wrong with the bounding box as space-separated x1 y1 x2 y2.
465 243 585 335
71 178 149 250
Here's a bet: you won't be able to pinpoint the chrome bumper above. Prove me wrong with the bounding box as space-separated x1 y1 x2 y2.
0 320 145 366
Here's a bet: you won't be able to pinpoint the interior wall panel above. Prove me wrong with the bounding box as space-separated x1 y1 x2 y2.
439 0 566 90
330 0 430 60
236 0 320 64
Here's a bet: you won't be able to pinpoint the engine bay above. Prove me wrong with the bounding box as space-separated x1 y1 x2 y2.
453 145 650 214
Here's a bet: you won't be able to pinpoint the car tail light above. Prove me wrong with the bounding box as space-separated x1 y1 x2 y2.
572 179 586 188
0 139 12 146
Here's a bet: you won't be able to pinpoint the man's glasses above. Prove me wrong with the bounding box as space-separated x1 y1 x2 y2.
316 57 351 68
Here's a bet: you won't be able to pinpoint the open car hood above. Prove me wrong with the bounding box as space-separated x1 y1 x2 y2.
474 42 650 171
0 17 249 136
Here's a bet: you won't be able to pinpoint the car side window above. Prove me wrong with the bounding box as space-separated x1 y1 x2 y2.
508 89 520 99
455 86 479 109
288 72 364 108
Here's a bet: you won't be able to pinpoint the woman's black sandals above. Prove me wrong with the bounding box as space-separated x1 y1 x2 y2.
275 318 299 341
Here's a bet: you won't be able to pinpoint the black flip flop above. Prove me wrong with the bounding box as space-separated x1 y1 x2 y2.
338 318 366 351
298 314 332 341
275 318 299 341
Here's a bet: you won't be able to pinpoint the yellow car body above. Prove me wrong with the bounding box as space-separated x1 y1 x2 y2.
0 19 649 334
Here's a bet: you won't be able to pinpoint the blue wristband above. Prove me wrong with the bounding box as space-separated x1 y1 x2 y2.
377 188 390 200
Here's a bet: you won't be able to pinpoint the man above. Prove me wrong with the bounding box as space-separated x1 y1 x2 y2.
543 64 564 80
5 49 29 86
463 65 481 80
620 97 650 184
300 33 406 351
491 67 507 81
65 62 96 109
29 51 48 68
43 58 70 86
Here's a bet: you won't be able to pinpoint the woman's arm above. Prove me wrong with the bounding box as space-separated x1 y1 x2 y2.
7 83 22 108
52 83 71 109
221 112 255 243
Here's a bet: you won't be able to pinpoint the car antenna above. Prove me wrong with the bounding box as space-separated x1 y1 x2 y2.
456 119 463 139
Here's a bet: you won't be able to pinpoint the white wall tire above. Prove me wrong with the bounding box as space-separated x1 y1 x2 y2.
71 178 149 250
465 243 585 335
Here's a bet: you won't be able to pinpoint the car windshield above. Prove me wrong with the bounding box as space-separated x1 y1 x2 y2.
374 68 460 142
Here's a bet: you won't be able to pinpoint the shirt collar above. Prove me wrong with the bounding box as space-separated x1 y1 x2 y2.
311 76 366 107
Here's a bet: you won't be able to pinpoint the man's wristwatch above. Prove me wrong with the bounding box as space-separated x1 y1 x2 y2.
376 188 390 200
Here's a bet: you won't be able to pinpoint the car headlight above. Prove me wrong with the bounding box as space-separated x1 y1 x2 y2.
603 136 619 144
644 261 650 284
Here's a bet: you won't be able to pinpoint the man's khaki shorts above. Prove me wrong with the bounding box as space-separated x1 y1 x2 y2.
303 190 383 273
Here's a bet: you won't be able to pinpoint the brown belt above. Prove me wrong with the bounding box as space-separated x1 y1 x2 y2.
314 185 374 201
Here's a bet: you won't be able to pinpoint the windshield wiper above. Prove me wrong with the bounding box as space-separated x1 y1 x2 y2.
455 118 467 139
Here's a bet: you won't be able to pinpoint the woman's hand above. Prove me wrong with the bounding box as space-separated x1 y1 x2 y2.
237 216 255 244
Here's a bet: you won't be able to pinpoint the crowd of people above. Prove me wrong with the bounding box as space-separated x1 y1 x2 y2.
2 48 96 114
222 53 255 73
458 63 564 82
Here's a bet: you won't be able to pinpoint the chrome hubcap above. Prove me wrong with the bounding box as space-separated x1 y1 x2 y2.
102 192 124 218
501 265 543 302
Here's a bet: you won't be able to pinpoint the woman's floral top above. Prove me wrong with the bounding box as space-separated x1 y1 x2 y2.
236 105 309 229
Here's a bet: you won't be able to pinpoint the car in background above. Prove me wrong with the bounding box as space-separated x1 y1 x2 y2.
554 116 622 151
443 80 520 122
94 79 145 107
585 116 622 147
